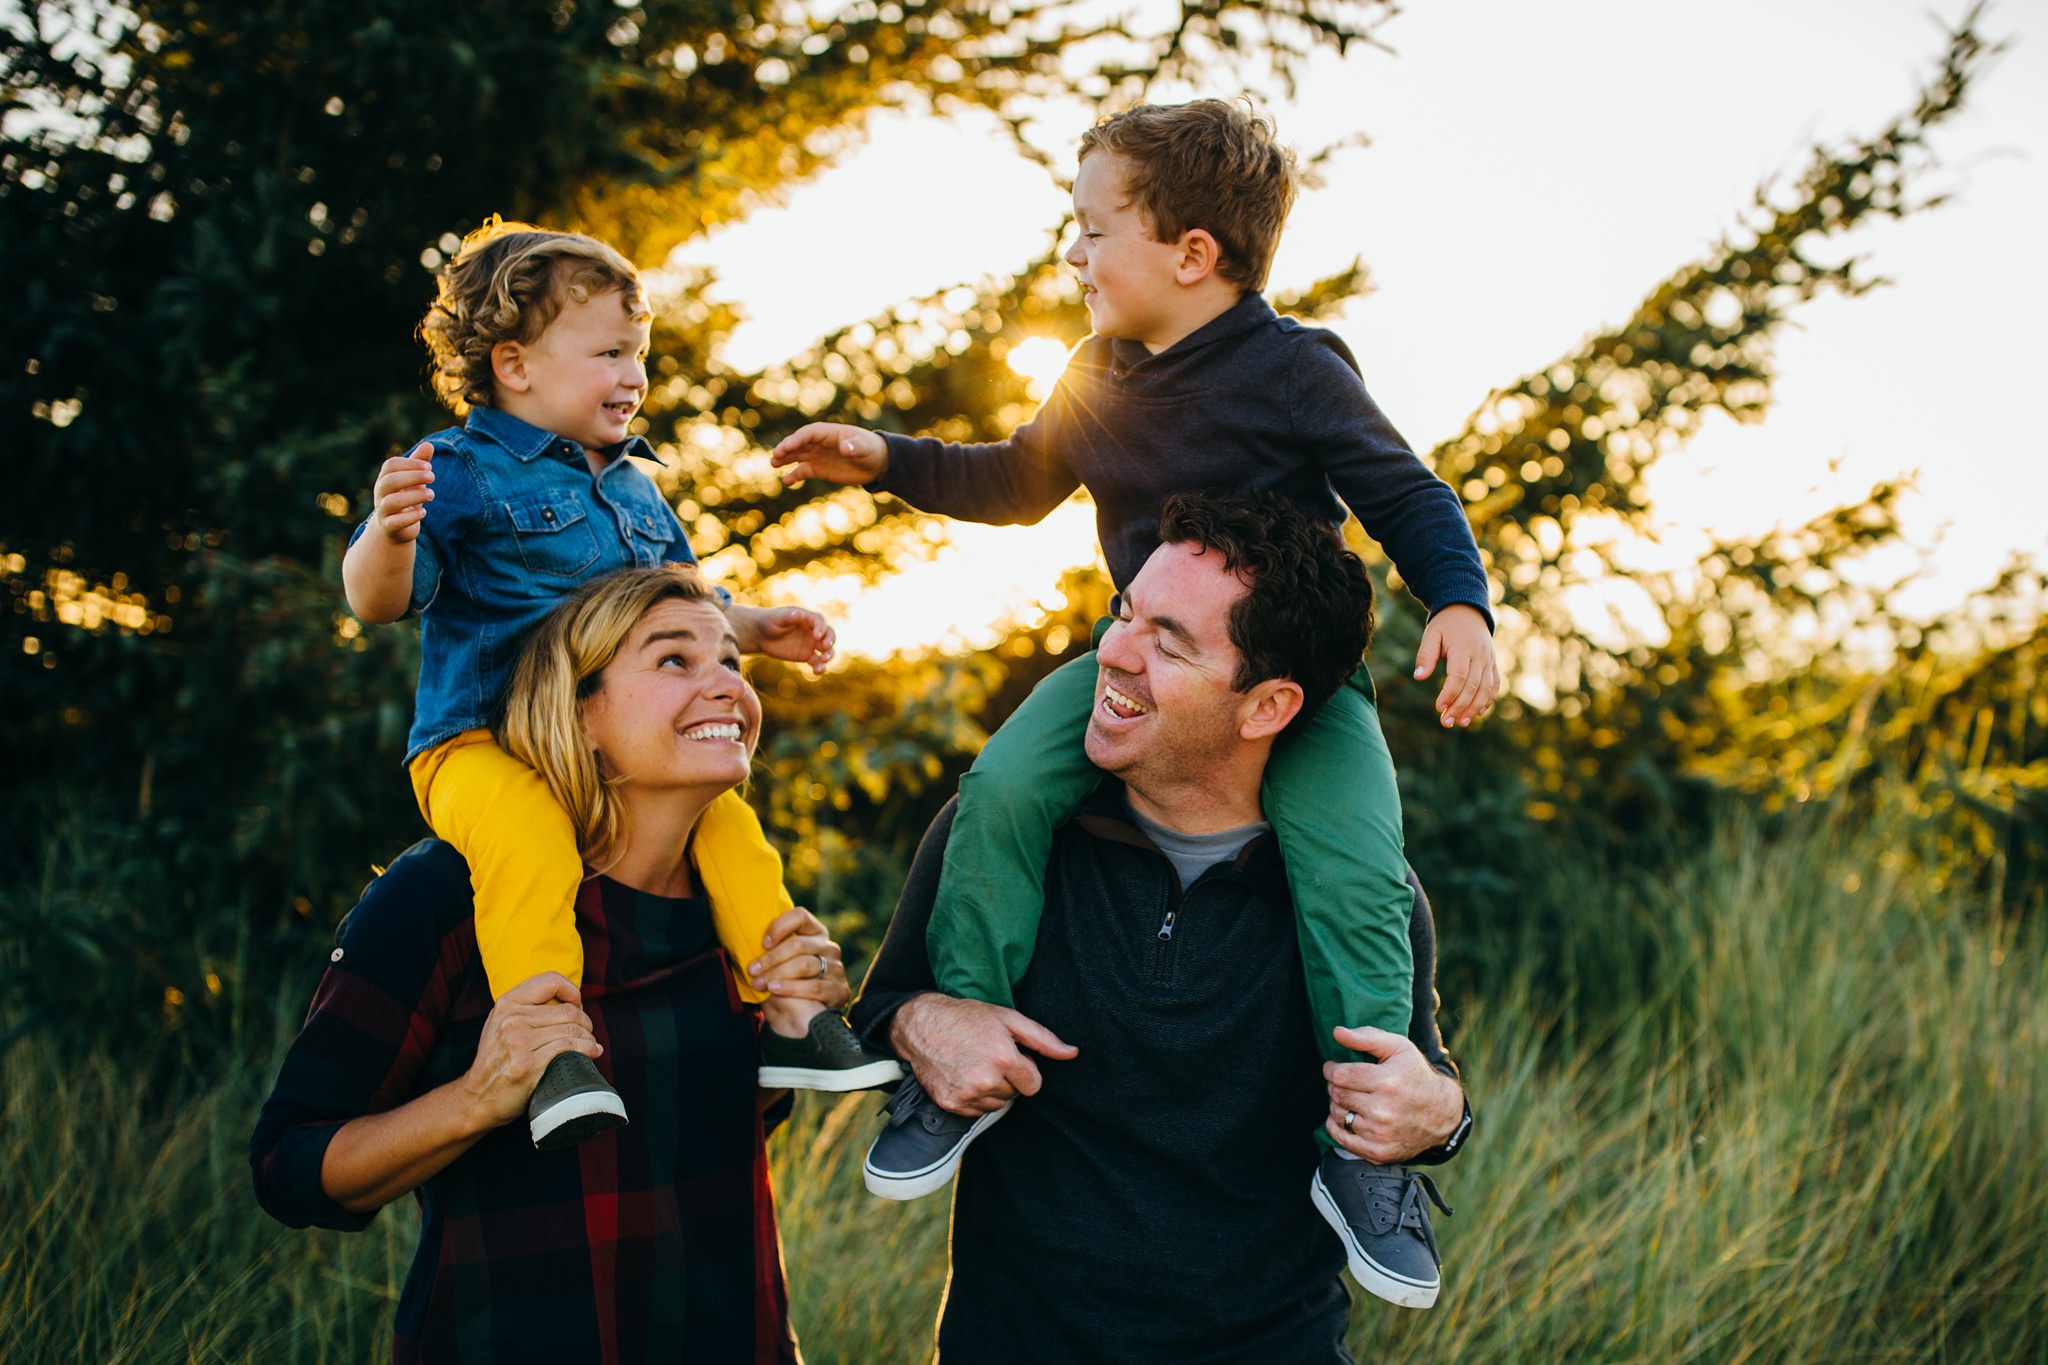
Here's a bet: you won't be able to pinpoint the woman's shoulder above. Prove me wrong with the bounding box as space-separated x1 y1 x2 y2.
330 839 477 965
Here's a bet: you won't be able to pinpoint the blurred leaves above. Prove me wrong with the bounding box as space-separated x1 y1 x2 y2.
2 0 2033 1058
0 0 1395 1052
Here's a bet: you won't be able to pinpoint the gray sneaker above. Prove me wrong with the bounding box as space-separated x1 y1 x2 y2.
757 1011 905 1091
1309 1150 1452 1309
528 1050 629 1150
861 1075 1011 1200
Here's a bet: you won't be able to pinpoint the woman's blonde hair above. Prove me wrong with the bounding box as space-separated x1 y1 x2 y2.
419 215 649 414
495 566 721 866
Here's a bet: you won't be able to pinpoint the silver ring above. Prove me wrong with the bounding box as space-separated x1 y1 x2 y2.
1342 1110 1356 1134
814 953 828 978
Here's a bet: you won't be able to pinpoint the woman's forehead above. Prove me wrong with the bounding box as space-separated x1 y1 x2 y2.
630 596 731 645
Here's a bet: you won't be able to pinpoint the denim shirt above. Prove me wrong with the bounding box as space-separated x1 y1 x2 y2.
351 406 700 762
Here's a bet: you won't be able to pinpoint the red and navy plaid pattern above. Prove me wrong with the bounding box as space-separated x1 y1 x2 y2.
252 839 798 1364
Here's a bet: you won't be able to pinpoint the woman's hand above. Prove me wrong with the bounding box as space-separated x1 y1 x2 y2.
745 906 851 1011
458 973 604 1129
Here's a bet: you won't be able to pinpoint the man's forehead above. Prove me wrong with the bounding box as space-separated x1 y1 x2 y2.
1127 541 1247 632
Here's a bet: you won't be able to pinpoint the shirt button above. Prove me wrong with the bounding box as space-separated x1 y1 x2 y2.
542 509 556 522
330 947 345 963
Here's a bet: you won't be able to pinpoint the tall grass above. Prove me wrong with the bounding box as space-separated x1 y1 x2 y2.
4 809 2042 1362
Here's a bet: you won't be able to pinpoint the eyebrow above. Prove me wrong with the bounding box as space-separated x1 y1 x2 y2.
1152 613 1200 652
642 625 739 651
1126 599 1199 654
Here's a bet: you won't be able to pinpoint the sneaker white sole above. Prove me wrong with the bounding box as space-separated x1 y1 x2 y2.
757 1057 906 1091
530 1089 630 1148
862 1102 1011 1200
1309 1171 1441 1309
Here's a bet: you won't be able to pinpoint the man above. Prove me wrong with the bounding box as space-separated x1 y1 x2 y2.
849 490 1473 1363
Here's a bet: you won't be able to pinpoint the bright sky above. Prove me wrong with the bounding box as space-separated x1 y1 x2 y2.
672 0 2048 658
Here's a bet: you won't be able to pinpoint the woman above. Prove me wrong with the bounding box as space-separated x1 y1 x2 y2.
253 566 843 1363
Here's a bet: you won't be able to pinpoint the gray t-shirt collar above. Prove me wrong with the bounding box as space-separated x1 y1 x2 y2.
1124 803 1271 891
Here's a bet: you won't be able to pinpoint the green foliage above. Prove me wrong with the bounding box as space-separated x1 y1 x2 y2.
3 0 2035 1121
0 0 1395 1056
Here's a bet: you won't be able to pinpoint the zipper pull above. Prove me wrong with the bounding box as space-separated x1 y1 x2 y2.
1158 910 1176 941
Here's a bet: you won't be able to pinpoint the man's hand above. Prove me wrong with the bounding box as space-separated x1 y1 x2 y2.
725 602 835 674
1413 603 1500 728
889 993 1078 1116
370 441 436 544
1324 1025 1464 1164
770 422 889 487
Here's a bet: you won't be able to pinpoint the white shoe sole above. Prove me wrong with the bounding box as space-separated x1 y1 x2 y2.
530 1089 629 1148
757 1057 906 1091
862 1102 1011 1200
1309 1171 1441 1309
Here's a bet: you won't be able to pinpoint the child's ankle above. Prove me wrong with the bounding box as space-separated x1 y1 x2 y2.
761 994 827 1039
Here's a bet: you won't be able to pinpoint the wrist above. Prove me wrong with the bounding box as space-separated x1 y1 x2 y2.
452 1067 510 1137
722 602 762 653
887 991 941 1058
1410 1086 1472 1165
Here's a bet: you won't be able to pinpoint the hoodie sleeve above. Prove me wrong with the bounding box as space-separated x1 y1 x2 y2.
1291 333 1495 629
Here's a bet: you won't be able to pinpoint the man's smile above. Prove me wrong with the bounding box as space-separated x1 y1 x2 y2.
1100 680 1150 720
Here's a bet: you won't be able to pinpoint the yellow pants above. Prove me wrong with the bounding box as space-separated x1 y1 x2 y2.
409 729 788 1003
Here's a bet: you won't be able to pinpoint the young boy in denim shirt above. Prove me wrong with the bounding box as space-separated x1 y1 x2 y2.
345 219 899 1150
772 101 1497 1309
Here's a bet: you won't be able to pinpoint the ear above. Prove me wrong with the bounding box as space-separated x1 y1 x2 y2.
491 339 532 394
1237 677 1303 742
1174 228 1223 287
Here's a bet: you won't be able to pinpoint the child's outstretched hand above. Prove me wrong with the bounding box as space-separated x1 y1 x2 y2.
770 423 888 487
729 603 837 675
1414 603 1499 728
370 441 435 543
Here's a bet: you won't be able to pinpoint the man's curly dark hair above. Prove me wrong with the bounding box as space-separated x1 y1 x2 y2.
1156 490 1374 735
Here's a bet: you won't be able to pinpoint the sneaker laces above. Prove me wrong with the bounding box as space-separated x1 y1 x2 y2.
880 1074 977 1136
1349 1166 1453 1266
881 1073 929 1126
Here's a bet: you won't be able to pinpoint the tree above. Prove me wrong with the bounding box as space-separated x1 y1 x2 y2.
2 0 2017 1054
0 0 1399 1051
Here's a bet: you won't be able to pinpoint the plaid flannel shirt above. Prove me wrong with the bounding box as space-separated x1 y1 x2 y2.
251 839 798 1365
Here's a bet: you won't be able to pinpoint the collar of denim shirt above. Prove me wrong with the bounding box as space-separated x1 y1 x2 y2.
464 403 666 468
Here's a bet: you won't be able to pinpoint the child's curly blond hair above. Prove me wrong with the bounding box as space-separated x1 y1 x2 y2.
419 217 649 414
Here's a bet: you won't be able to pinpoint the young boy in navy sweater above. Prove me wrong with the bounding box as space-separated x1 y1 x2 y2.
772 101 1496 1309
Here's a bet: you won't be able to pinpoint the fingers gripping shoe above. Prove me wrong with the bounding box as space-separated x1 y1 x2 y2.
861 1075 1011 1200
529 1050 629 1151
757 1011 905 1091
1309 1150 1453 1309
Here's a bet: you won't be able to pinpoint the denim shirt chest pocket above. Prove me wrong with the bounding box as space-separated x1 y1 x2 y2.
503 489 601 578
628 504 681 561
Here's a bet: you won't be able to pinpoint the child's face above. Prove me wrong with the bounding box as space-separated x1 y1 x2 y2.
1066 153 1189 351
498 288 652 453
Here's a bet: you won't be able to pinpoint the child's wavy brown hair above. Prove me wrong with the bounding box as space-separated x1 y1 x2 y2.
1078 100 1298 292
419 216 648 414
